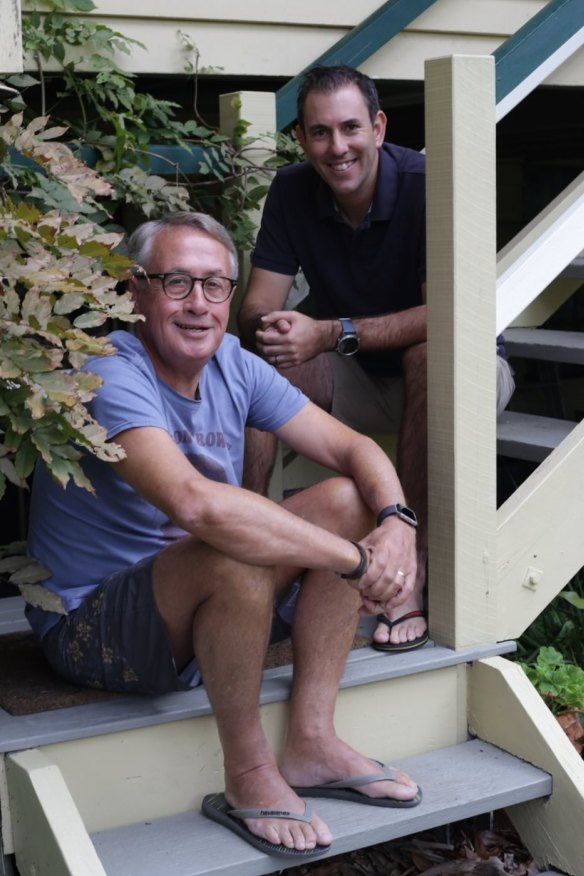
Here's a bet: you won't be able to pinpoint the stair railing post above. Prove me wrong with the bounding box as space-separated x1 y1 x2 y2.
0 0 22 74
424 55 498 649
218 91 277 333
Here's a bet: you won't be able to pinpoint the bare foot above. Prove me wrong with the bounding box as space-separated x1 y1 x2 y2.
280 737 419 805
225 763 332 851
372 593 427 647
372 553 426 647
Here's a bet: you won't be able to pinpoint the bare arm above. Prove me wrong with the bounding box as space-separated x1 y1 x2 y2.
113 425 361 575
236 266 294 351
277 404 418 610
250 282 428 368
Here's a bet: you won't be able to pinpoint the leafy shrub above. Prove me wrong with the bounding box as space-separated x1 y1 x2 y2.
519 646 584 714
0 112 139 498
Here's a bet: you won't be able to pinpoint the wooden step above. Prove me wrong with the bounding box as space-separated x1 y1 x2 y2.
503 327 584 364
90 738 552 876
497 410 577 462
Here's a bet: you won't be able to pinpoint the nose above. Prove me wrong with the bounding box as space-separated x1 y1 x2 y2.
329 130 347 155
186 279 208 310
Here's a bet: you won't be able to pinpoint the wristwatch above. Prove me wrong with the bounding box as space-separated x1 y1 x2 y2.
376 503 418 528
335 317 359 356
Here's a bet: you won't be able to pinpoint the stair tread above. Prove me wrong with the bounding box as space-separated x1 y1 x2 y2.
0 633 515 751
503 327 584 363
91 739 552 876
497 409 577 462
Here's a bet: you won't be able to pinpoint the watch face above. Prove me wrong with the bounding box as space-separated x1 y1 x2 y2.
337 335 359 356
396 504 418 526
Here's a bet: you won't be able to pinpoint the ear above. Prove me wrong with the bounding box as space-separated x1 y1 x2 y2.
294 124 307 153
127 275 142 307
373 110 387 147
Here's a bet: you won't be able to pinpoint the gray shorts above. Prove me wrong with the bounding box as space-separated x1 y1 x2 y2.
328 353 404 433
40 556 299 696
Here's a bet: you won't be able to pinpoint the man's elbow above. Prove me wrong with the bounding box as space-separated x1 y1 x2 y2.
236 305 259 352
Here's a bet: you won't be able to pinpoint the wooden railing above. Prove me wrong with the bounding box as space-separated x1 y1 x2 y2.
424 52 584 649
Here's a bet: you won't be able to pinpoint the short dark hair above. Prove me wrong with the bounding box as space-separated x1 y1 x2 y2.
296 65 381 130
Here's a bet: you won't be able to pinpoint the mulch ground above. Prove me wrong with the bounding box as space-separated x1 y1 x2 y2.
271 813 545 875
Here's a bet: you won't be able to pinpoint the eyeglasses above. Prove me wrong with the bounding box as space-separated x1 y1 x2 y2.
141 272 237 303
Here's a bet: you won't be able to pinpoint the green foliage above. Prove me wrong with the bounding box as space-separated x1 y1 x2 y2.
519 646 584 714
0 0 303 505
0 113 139 498
6 0 303 250
517 570 584 668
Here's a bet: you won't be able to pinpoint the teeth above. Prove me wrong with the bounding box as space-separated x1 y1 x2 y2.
331 160 355 171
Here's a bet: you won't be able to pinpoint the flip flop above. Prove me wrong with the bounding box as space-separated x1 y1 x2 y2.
371 610 429 652
293 761 422 808
201 792 331 860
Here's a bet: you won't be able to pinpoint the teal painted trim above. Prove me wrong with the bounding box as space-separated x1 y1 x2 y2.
5 144 207 177
494 0 583 104
140 144 207 175
276 0 438 130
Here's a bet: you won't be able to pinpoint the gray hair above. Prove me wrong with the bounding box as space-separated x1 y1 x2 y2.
126 212 239 279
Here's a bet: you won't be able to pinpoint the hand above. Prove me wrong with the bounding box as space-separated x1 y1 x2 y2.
352 520 417 615
256 311 330 368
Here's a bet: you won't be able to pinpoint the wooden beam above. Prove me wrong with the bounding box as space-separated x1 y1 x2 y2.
275 0 437 129
0 0 22 75
496 419 584 639
494 0 584 120
425 55 497 649
468 657 584 875
6 749 106 875
497 170 584 335
218 91 276 331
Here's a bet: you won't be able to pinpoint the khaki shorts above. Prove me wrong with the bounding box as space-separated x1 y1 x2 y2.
329 352 515 428
328 353 404 433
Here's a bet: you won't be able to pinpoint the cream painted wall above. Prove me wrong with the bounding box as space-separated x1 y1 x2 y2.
0 0 23 74
20 0 584 85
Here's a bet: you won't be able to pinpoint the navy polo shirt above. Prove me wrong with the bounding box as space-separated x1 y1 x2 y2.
251 142 426 375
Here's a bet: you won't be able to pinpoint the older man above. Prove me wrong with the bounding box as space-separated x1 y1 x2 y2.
27 212 420 862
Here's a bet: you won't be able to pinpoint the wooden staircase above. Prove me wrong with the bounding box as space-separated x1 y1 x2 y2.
0 596 559 876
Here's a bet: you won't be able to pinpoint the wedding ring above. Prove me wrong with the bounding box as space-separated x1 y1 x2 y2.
274 355 279 366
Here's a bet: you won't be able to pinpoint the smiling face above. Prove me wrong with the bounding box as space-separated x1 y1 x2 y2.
130 225 234 397
295 84 386 215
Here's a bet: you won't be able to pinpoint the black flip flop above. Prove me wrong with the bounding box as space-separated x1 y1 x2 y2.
371 610 429 652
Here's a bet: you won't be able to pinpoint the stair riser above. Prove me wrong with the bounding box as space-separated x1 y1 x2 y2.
31 665 467 834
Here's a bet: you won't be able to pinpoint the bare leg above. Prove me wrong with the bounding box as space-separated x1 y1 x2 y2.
373 342 428 647
152 539 331 851
279 479 420 800
242 354 334 495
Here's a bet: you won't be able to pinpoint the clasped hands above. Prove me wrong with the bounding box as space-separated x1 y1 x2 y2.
256 311 326 368
351 525 417 615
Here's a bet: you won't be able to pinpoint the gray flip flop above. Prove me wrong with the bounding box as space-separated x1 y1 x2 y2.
201 791 331 860
292 760 423 808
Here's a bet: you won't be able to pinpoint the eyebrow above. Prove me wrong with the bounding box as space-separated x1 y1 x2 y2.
307 117 363 133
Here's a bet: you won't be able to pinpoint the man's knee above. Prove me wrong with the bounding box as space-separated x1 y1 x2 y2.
287 476 372 538
402 342 427 386
284 355 334 411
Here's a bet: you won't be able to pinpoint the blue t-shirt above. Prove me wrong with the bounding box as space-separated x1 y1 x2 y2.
27 330 307 635
252 143 426 376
